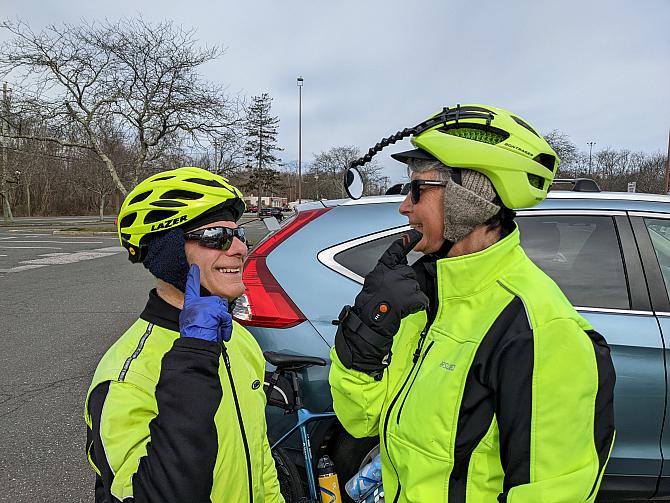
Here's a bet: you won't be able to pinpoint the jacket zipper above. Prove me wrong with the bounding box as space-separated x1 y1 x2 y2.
382 326 429 503
221 342 253 503
396 341 435 424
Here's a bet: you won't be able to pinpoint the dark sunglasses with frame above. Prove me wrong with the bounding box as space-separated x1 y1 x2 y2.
184 226 247 251
400 179 449 204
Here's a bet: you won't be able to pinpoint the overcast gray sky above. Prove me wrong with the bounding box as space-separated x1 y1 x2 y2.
1 0 668 183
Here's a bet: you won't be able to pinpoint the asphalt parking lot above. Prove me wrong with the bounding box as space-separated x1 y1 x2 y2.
0 216 274 501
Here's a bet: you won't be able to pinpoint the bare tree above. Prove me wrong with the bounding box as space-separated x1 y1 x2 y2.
0 18 241 196
311 145 358 199
310 145 383 199
544 129 580 177
212 129 246 179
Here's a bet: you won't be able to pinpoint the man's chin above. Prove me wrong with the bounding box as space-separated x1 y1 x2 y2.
210 284 245 300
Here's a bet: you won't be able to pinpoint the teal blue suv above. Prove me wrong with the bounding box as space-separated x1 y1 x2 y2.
235 187 670 502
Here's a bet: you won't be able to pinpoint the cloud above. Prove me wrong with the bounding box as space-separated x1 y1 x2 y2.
1 0 668 184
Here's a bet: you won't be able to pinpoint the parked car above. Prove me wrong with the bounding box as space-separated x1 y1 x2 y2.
258 207 284 222
234 186 670 501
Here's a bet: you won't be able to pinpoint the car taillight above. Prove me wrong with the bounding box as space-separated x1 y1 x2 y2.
234 207 332 328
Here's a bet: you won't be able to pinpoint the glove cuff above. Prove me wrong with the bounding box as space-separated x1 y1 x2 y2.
334 306 391 380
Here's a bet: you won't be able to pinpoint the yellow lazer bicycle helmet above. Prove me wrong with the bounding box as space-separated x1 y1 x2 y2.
350 104 560 209
118 166 246 263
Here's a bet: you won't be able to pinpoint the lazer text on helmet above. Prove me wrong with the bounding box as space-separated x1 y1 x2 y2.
150 215 188 232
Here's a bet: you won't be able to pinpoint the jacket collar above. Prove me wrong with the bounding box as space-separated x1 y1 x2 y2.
140 289 180 332
435 225 524 299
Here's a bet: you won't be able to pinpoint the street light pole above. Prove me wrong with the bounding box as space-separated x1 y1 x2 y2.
297 76 303 204
587 141 596 176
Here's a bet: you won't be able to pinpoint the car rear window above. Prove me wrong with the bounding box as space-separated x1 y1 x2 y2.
644 218 670 296
518 215 629 310
333 233 423 278
333 215 630 310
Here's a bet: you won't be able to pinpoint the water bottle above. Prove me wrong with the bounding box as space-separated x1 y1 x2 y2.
345 453 382 500
318 455 342 503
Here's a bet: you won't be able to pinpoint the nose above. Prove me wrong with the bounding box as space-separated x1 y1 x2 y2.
226 236 248 258
399 192 413 216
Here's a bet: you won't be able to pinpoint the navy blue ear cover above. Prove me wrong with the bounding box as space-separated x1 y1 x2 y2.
143 228 189 292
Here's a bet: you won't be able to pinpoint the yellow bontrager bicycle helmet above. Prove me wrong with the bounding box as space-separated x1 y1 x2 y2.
118 166 246 263
350 104 560 209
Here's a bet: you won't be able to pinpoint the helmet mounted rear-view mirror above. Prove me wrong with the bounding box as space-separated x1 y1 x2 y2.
344 167 364 200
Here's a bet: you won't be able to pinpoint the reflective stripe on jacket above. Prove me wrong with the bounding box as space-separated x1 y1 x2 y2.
84 290 283 503
330 227 615 503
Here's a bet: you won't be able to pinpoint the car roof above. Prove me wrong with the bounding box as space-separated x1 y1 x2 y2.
293 191 670 214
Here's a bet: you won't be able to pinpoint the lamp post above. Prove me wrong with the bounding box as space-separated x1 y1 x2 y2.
297 76 304 203
587 141 596 176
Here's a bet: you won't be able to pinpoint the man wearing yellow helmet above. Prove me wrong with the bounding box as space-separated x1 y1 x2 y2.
84 167 283 502
330 105 616 502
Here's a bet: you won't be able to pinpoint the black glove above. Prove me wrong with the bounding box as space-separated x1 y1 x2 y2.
335 230 429 377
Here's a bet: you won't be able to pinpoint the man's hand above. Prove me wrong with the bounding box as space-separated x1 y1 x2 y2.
179 264 233 343
335 230 429 376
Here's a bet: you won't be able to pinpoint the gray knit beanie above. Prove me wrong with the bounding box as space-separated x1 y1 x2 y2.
407 159 500 243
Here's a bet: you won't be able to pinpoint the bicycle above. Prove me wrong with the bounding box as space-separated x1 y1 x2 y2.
263 351 385 503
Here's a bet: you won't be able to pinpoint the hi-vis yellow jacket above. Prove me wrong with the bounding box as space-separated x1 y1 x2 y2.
330 228 615 503
85 290 283 503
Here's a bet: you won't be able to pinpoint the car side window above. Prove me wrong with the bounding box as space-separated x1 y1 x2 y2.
644 218 670 296
333 232 422 278
517 215 630 310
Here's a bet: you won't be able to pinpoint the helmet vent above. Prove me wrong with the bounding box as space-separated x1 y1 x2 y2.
511 116 540 138
161 189 204 200
534 153 558 172
128 191 152 206
150 200 188 208
527 173 543 189
442 126 508 145
152 175 176 181
144 209 179 224
119 213 137 229
184 177 226 188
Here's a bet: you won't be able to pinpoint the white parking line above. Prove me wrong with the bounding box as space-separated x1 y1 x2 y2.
0 264 46 273
0 246 123 273
2 240 104 244
0 246 62 249
19 247 122 266
5 233 50 237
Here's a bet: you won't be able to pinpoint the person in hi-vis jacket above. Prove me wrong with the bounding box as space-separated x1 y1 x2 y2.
330 104 616 503
85 167 283 503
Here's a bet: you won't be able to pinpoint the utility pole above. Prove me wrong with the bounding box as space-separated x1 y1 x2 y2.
297 76 303 204
664 129 670 195
1 82 13 224
257 123 263 216
587 141 596 177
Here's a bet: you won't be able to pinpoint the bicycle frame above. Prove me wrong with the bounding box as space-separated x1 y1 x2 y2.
271 407 337 501
264 352 383 503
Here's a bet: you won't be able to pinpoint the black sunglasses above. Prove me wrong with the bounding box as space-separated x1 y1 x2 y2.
184 226 247 251
401 179 448 204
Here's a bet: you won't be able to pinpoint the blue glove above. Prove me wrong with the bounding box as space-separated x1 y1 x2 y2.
179 264 233 343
